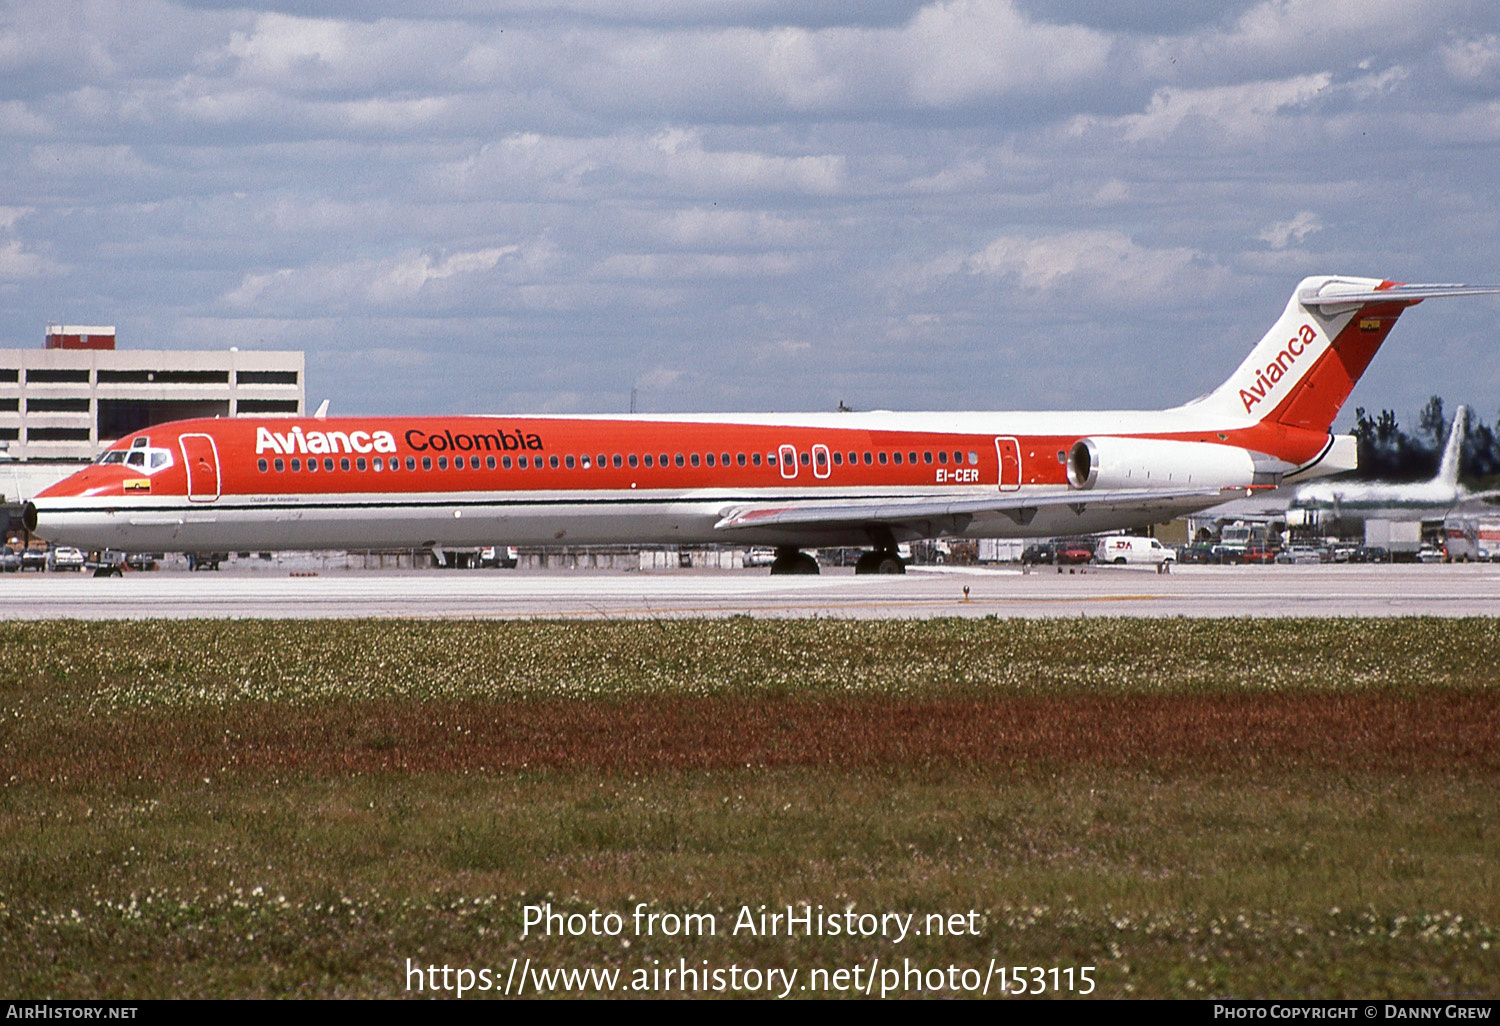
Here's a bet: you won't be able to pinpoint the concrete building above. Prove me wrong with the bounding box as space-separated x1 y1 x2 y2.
1 325 304 464
0 325 304 509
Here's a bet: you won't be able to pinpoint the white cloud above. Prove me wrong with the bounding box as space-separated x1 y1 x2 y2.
1075 73 1332 144
1258 211 1322 249
964 230 1208 301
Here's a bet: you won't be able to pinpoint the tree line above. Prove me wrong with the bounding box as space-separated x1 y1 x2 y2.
1349 397 1500 482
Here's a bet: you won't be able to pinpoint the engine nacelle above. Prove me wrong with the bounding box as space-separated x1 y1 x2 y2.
1067 437 1288 491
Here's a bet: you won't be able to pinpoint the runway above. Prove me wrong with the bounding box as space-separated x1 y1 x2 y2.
3 563 1500 619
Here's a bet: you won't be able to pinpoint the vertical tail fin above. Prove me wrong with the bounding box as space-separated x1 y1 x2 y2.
1180 276 1411 432
1437 405 1468 488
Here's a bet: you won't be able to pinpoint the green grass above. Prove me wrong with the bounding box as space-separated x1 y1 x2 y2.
0 619 1496 998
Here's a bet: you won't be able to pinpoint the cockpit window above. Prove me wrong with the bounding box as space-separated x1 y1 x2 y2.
117 447 174 475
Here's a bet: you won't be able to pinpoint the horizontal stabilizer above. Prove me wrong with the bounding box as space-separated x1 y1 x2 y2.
1297 282 1500 308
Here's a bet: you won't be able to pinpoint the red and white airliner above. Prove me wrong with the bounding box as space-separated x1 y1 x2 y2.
26 275 1500 573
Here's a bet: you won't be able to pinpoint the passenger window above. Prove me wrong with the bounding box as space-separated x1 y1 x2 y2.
833 452 842 465
292 458 302 471
566 455 576 469
863 452 873 465
924 452 933 464
275 458 285 472
406 456 416 470
549 455 559 469
691 454 701 467
816 450 828 466
356 458 366 471
968 451 978 465
518 456 527 468
752 453 761 466
879 452 888 465
501 456 511 469
892 452 902 465
613 454 623 468
644 454 654 467
373 458 382 472
721 453 730 466
675 454 685 467
309 459 319 473
737 453 746 466
909 451 917 464
340 458 350 471
258 458 268 472
438 456 448 470
486 456 495 469
705 453 714 467
938 451 948 464
627 454 636 468
767 454 777 466
799 452 809 466
422 457 432 470
953 450 963 463
659 453 668 467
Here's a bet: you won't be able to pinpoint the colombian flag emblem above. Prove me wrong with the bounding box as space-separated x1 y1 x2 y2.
124 478 151 492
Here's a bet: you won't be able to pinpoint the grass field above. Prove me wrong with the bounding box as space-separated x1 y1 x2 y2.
1 618 1496 998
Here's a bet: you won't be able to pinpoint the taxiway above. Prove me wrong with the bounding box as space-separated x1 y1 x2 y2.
2 563 1498 620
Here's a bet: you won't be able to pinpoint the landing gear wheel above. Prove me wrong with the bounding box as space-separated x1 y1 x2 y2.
854 550 906 574
769 548 819 575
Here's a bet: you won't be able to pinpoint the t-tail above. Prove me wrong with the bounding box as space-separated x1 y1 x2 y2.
1437 405 1468 489
1182 276 1500 435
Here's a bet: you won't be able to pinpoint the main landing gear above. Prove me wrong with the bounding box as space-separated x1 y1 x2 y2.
853 548 906 575
768 547 820 575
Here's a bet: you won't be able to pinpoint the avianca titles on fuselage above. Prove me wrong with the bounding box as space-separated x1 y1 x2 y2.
28 275 1500 570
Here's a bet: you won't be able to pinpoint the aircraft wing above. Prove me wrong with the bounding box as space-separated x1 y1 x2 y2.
714 486 1226 536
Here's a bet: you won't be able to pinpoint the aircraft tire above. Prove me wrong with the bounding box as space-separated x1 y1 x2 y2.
769 551 819 575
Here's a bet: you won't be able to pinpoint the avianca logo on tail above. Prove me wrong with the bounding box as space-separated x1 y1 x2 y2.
256 426 398 455
1240 324 1319 414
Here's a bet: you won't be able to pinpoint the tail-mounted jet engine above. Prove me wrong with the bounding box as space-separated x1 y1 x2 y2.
1067 437 1290 491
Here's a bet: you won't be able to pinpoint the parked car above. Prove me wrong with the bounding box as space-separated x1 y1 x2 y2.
1055 539 1095 564
1020 543 1055 565
0 549 20 572
1275 544 1329 564
1237 543 1279 564
1416 545 1445 563
1348 545 1390 563
1179 541 1220 564
20 547 47 571
46 546 86 571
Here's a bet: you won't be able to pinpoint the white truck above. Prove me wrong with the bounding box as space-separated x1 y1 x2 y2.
1364 519 1423 559
1442 516 1500 562
1094 536 1176 566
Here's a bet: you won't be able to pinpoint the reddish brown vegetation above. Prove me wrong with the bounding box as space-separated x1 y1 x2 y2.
21 692 1498 781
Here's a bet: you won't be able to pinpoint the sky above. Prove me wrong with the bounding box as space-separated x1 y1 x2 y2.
3 1 1500 429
